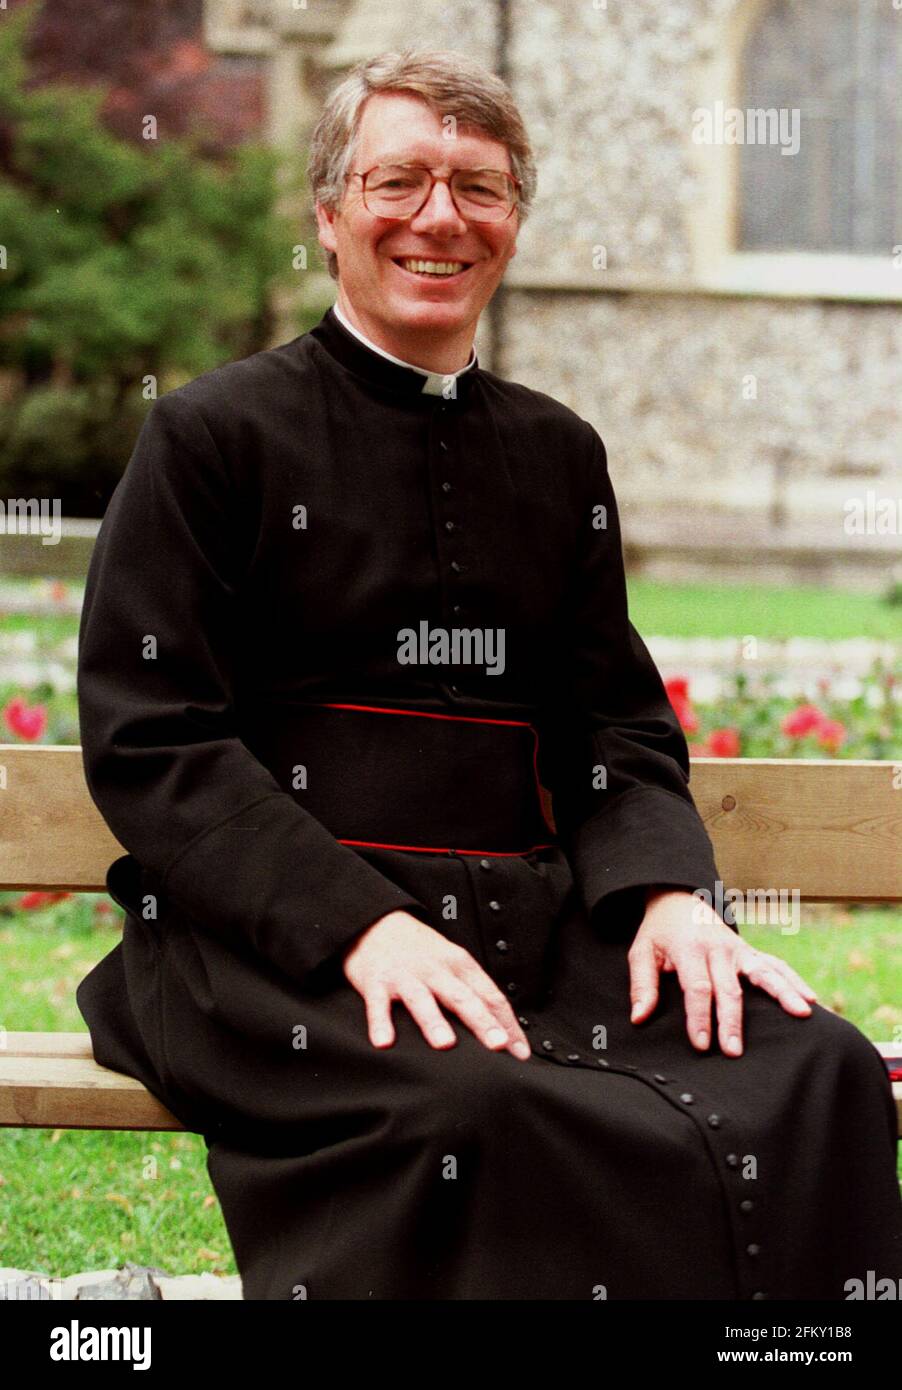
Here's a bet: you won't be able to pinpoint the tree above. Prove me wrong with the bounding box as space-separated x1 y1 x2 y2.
0 1 307 513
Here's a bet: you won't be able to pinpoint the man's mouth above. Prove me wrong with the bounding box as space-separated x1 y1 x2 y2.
390 257 474 279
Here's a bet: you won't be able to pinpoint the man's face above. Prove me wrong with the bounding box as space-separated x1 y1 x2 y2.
315 91 519 348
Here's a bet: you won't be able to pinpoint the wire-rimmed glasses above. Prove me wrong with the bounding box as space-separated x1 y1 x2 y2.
351 164 521 222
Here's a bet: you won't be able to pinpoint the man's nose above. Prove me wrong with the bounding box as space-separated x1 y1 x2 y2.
409 178 468 234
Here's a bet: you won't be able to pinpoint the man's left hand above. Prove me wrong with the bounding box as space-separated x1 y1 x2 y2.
628 889 818 1057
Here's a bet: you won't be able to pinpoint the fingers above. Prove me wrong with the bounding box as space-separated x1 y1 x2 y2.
707 946 744 1057
348 917 531 1061
395 978 459 1050
738 947 813 1017
435 964 531 1060
627 937 660 1023
672 942 714 1050
772 956 818 1001
364 982 397 1049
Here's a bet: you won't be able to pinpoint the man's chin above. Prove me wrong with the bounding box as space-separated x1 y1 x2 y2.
385 295 475 332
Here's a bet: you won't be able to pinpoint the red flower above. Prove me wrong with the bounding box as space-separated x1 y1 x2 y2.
50 581 67 604
18 890 73 910
780 703 826 738
707 727 741 757
664 677 698 734
816 718 846 752
3 695 48 741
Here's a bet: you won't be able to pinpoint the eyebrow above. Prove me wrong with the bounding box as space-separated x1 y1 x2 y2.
374 152 499 169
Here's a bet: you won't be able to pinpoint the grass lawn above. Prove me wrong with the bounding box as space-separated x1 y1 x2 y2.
627 578 902 640
2 577 901 648
0 895 899 1281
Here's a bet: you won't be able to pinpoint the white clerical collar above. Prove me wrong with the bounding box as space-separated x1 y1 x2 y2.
332 300 477 396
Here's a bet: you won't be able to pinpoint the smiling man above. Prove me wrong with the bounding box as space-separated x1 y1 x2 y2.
75 49 902 1301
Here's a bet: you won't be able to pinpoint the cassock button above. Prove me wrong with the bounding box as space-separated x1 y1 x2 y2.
449 685 460 695
597 1058 610 1068
752 1291 768 1301
725 1154 739 1168
541 1039 554 1051
488 900 501 912
740 1200 754 1213
746 1244 761 1257
653 1074 669 1083
566 1053 580 1062
495 939 509 952
452 604 463 616
679 1092 695 1104
441 481 452 493
450 561 462 573
445 520 455 532
439 439 449 450
479 858 492 870
624 1063 638 1071
517 1016 530 1028
706 1114 721 1128
506 982 518 995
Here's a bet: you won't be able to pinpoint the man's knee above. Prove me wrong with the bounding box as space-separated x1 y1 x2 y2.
389 1035 526 1149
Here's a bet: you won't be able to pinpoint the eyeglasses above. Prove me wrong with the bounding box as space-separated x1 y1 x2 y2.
350 163 521 223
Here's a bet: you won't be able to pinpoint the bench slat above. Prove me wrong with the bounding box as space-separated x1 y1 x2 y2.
0 1033 898 1135
1 746 901 900
3 1031 95 1058
0 1054 185 1131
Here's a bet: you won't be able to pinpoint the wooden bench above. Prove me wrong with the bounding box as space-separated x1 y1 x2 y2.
1 745 900 1134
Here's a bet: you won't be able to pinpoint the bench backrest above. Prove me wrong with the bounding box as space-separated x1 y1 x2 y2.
0 746 899 902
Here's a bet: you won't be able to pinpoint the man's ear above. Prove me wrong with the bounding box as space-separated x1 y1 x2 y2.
315 200 339 256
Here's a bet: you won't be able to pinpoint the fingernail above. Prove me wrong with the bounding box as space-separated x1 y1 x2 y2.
727 1035 742 1055
696 1031 709 1048
487 1028 508 1046
430 1027 453 1045
631 1001 644 1021
512 1040 531 1059
372 1029 391 1045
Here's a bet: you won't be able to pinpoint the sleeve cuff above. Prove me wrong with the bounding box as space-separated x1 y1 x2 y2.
565 785 736 939
161 793 433 984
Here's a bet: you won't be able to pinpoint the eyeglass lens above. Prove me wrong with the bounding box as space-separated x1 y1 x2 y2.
363 166 515 220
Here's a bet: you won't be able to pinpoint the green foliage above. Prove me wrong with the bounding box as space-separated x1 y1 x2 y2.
0 2 309 511
685 661 901 761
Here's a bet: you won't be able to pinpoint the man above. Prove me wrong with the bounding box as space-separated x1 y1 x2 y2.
76 48 901 1300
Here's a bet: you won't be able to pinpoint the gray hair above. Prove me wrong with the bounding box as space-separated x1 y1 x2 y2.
307 48 538 281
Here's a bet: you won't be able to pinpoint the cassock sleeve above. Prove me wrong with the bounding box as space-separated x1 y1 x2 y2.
77 390 433 984
538 423 733 938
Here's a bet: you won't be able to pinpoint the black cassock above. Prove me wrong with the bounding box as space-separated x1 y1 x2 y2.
75 306 901 1300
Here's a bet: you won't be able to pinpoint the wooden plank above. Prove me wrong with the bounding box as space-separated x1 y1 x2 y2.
690 758 902 902
3 1031 95 1058
1 746 901 901
0 746 120 890
0 1055 185 1130
0 1036 898 1135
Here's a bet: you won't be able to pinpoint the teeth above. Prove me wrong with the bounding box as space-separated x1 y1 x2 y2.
399 259 466 275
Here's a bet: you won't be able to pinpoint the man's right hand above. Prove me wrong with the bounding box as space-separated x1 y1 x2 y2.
341 911 532 1061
